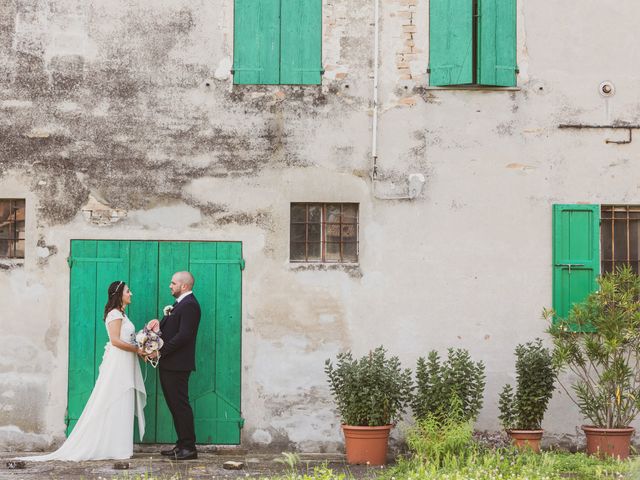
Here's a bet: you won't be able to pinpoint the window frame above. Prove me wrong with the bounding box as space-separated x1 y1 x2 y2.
600 205 640 275
0 198 26 260
289 203 359 264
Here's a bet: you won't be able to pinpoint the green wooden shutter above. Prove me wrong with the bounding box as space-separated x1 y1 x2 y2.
478 0 517 86
155 241 191 443
67 240 98 434
280 0 322 84
67 240 130 434
429 0 473 86
189 242 244 444
552 205 600 331
233 0 281 85
129 241 159 443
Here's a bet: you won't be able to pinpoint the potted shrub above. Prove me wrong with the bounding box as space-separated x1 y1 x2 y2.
325 346 413 465
545 265 640 459
498 338 555 452
412 348 486 423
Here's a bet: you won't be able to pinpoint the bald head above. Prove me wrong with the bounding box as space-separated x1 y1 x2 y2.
175 271 195 288
170 271 195 298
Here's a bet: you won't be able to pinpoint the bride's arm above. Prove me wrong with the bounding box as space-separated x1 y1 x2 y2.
107 319 141 353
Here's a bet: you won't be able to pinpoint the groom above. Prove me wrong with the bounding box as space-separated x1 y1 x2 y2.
157 271 201 460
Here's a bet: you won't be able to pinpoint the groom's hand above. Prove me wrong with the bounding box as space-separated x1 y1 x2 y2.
146 351 159 360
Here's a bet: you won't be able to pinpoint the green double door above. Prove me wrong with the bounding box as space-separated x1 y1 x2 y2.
67 240 243 444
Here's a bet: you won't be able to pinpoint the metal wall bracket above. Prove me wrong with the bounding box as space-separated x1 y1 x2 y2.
558 123 640 145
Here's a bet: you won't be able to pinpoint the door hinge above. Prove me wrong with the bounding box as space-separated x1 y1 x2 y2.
67 257 73 268
239 417 245 429
240 258 245 271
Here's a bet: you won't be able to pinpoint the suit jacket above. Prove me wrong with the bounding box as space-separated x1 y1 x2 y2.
159 293 201 371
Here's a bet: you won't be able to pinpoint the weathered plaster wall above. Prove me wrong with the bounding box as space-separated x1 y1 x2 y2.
1 0 640 452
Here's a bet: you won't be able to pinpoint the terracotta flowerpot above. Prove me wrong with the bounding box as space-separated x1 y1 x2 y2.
507 429 544 452
582 425 635 459
341 424 392 465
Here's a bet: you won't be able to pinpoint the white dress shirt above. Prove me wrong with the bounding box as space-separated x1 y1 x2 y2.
175 291 193 303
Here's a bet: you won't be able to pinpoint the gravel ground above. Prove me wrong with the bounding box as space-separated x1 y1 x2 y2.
0 449 387 480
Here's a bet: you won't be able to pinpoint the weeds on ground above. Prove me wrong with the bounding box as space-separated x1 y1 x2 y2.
273 451 352 480
382 412 637 480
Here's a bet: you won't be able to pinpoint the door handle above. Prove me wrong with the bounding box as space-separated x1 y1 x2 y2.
556 263 585 274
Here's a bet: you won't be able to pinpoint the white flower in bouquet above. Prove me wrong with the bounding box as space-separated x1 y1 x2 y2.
136 320 163 368
136 332 148 345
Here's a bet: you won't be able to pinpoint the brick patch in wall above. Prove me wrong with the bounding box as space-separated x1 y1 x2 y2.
396 2 417 80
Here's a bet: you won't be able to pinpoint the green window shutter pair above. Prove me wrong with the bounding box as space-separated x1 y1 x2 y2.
429 0 516 87
234 0 322 85
552 205 600 332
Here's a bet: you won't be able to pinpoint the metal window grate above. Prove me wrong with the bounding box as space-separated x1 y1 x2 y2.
290 203 359 263
601 205 640 274
0 199 26 259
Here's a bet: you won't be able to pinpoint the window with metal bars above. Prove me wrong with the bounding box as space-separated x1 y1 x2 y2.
601 205 640 274
290 203 358 263
0 199 25 259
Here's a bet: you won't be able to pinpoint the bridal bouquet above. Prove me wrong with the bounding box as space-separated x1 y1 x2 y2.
136 320 163 368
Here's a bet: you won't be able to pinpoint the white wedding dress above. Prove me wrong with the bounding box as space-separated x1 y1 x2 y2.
19 309 146 461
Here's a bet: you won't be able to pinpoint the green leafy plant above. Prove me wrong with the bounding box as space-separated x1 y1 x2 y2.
412 348 486 422
324 346 413 426
498 338 555 431
406 396 476 467
379 449 633 480
545 265 640 428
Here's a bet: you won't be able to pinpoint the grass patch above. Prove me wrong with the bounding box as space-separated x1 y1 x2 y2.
380 450 638 480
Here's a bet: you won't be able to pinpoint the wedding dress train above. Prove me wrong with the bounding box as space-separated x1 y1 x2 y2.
19 309 146 461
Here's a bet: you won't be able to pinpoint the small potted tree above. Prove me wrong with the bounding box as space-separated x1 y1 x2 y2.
545 265 640 459
412 348 486 423
498 339 555 452
325 346 413 465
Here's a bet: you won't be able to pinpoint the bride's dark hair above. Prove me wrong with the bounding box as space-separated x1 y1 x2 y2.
103 281 126 321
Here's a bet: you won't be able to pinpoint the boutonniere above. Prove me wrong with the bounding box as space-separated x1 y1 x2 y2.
163 305 174 316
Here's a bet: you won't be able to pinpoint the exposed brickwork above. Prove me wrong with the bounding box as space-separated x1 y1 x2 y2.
396 0 417 80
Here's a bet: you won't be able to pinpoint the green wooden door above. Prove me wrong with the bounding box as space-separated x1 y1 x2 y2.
67 240 244 444
552 205 600 331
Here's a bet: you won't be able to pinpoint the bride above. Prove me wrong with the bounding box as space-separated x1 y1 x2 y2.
19 281 147 461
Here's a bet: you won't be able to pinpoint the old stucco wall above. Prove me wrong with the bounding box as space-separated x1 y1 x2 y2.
1 0 640 451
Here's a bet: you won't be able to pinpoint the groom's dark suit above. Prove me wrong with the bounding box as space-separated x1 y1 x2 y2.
159 293 201 452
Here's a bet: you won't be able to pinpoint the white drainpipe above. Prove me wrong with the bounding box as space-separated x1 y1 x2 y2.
370 0 425 200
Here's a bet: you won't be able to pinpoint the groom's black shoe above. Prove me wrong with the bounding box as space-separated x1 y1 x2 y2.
174 448 198 460
160 446 179 456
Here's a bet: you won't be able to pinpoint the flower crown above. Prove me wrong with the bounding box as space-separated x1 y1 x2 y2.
110 281 124 297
